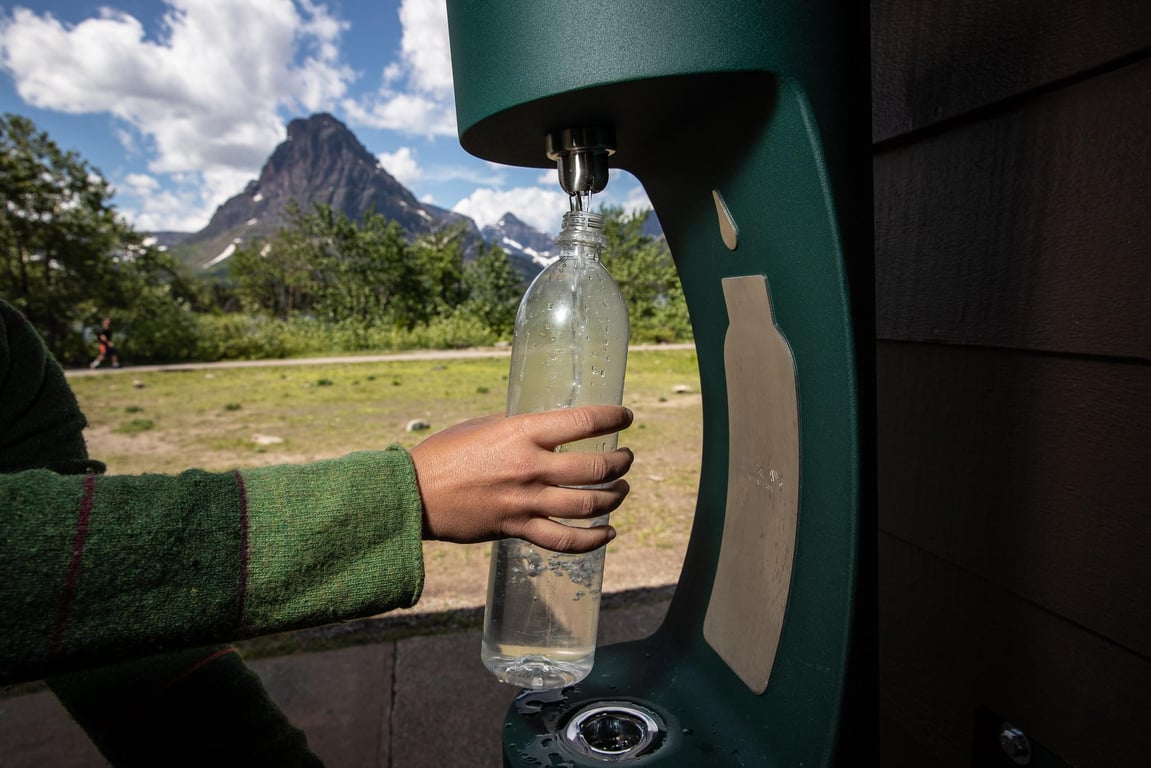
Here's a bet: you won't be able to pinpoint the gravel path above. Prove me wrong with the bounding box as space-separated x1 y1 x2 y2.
66 343 694 377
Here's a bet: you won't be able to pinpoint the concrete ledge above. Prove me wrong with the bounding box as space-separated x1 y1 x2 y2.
0 593 672 768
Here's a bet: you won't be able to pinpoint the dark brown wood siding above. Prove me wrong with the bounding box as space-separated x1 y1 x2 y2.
871 1 1151 765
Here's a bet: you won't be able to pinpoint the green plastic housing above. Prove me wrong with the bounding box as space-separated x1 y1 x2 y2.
445 1 873 765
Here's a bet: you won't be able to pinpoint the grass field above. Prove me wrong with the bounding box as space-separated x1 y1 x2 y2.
68 347 703 612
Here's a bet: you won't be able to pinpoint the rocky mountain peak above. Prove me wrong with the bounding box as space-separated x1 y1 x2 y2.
482 211 556 268
177 113 473 270
266 112 394 195
170 113 556 280
286 112 344 142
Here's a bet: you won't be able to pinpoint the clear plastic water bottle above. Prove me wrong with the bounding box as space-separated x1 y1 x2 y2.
481 209 629 689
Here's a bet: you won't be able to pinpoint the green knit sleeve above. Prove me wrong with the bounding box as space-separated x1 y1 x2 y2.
0 299 103 475
0 448 425 685
239 448 425 632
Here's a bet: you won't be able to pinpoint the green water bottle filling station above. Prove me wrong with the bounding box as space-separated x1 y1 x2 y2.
445 1 874 764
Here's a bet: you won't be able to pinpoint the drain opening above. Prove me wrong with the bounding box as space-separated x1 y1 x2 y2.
562 702 664 761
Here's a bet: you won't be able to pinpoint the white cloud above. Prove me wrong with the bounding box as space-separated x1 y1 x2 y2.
611 177 655 218
117 172 212 232
0 0 353 229
378 146 422 186
346 0 455 136
116 166 257 233
452 186 570 232
425 163 505 186
120 173 160 194
343 91 453 137
396 0 454 96
371 148 509 189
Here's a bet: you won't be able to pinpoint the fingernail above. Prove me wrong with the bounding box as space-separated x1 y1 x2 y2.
606 527 617 542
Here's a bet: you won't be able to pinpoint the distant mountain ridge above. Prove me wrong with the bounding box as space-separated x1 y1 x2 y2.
481 212 557 270
166 113 554 278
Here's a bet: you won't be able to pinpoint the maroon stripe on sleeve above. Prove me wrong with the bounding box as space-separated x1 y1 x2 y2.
52 473 97 650
157 646 239 694
234 470 250 626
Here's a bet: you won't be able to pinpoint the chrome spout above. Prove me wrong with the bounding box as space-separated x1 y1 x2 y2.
545 127 615 208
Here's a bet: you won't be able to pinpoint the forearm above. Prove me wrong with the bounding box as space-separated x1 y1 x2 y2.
0 448 424 684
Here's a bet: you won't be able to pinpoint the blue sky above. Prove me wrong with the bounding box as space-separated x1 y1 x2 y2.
0 0 650 234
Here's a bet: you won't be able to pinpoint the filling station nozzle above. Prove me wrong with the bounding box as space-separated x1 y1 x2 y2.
545 127 616 211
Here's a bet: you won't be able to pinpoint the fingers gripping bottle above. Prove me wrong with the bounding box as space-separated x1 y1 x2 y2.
481 209 630 689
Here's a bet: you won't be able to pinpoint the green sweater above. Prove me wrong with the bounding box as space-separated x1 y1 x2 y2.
1 453 426 683
0 301 426 764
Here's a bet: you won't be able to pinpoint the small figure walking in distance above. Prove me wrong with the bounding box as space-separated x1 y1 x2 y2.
89 317 120 369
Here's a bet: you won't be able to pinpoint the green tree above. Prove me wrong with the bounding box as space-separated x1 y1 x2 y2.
229 208 315 319
311 207 426 329
1 113 129 353
598 206 690 342
236 203 431 330
0 113 197 363
115 286 200 362
462 241 525 338
413 224 468 318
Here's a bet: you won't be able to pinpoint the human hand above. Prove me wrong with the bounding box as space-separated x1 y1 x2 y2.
409 405 634 553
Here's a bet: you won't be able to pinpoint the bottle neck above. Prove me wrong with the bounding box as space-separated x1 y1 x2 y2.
556 210 607 259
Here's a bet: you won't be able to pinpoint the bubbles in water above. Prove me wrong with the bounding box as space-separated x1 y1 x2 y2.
522 550 545 577
549 553 599 590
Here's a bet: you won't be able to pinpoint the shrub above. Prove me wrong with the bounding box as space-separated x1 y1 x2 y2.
115 418 155 434
194 314 291 360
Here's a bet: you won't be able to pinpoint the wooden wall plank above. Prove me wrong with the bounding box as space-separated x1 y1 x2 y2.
879 535 1151 768
877 341 1151 657
871 0 1151 141
872 2 1151 764
874 59 1151 360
